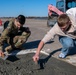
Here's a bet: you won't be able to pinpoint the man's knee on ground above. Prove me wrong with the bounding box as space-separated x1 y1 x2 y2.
22 32 31 37
16 36 27 45
21 32 31 42
15 32 31 48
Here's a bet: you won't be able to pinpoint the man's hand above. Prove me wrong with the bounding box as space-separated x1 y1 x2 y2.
0 50 4 57
33 54 39 64
0 51 9 60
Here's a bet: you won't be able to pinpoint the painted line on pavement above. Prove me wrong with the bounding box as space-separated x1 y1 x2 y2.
8 49 50 56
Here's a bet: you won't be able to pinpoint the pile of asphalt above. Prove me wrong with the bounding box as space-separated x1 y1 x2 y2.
0 53 76 75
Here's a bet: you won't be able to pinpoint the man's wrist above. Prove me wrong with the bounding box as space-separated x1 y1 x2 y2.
35 52 39 56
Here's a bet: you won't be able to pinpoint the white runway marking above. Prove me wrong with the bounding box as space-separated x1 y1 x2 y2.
8 49 50 56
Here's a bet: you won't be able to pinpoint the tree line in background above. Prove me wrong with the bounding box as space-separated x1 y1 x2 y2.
0 16 48 19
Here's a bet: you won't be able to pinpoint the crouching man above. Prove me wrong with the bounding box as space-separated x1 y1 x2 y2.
0 15 31 58
33 7 76 63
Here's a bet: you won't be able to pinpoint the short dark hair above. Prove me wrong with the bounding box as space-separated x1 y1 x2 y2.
17 15 26 25
57 14 70 27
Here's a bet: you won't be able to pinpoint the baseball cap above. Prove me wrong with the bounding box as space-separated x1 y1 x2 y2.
17 15 26 25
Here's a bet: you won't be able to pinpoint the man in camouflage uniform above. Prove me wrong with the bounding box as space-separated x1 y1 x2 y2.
0 15 31 57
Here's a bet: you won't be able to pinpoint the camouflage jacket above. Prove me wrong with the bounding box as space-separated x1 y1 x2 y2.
1 19 31 38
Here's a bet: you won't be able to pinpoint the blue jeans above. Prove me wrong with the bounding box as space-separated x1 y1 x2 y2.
59 36 76 56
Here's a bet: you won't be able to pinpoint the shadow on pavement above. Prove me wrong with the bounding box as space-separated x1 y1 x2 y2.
24 40 54 49
38 46 76 70
7 56 19 62
37 48 61 70
24 40 41 49
69 46 76 55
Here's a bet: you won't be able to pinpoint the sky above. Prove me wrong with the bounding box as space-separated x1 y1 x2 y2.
0 0 56 17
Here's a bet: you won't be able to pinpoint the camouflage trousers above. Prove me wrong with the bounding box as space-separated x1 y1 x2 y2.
0 32 31 52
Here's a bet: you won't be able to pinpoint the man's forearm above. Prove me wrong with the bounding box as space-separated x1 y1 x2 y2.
36 41 44 55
